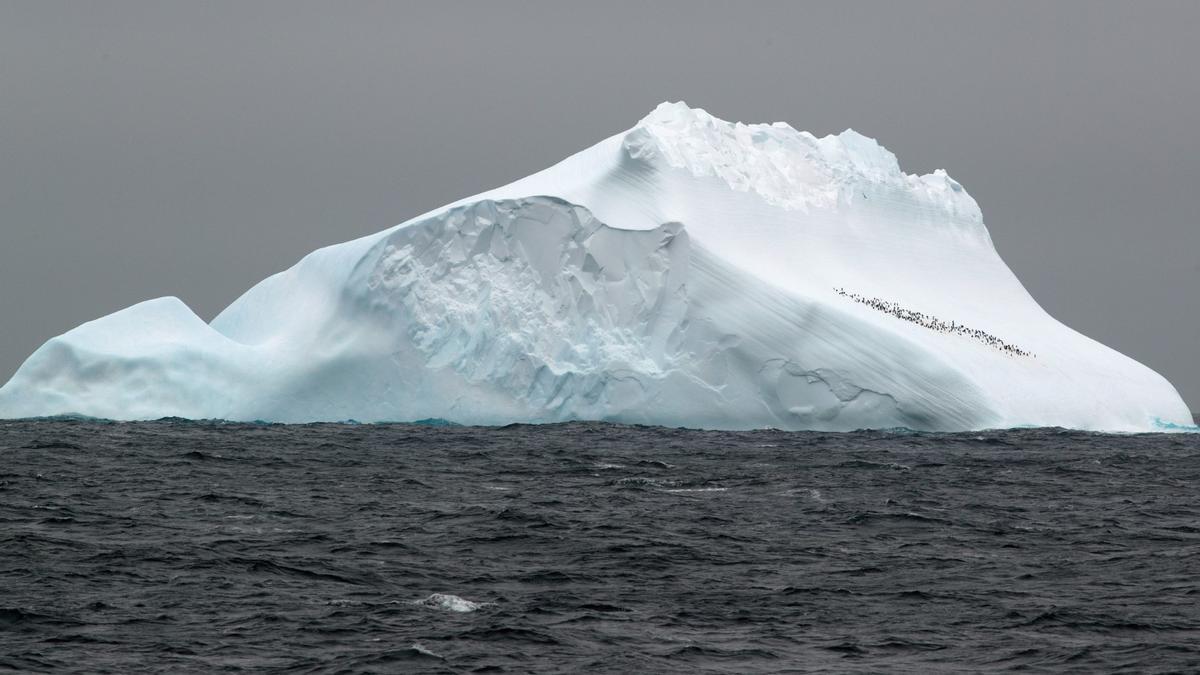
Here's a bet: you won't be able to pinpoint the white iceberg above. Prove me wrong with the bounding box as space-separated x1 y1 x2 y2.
0 103 1189 431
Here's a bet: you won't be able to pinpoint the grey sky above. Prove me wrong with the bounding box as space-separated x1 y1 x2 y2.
1 1 1197 410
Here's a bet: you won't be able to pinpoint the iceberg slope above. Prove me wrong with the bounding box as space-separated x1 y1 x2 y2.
0 103 1189 430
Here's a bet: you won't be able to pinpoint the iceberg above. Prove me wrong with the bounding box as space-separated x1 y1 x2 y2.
0 103 1190 431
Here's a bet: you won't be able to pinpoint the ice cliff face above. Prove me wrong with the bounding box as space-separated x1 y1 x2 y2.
0 103 1190 430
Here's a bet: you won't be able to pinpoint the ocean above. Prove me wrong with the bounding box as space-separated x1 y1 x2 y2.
2 418 1199 673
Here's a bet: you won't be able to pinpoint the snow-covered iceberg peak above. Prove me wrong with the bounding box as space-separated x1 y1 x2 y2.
623 101 982 228
0 103 1190 431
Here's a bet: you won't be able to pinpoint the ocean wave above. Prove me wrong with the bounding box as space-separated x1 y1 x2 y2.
411 593 490 613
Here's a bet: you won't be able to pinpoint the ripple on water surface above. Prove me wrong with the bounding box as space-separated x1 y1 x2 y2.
1 419 1199 672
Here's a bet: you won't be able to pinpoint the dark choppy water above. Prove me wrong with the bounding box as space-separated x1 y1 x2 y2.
2 419 1199 673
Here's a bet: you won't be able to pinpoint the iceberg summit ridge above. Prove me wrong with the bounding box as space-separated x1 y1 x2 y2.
625 101 983 226
0 103 1190 431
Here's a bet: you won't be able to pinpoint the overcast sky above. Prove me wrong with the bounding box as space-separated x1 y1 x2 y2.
1 1 1197 410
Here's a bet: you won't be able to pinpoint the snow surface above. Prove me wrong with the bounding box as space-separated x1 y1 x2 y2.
0 102 1190 431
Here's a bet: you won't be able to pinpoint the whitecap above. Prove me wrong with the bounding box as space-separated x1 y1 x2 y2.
412 593 489 613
